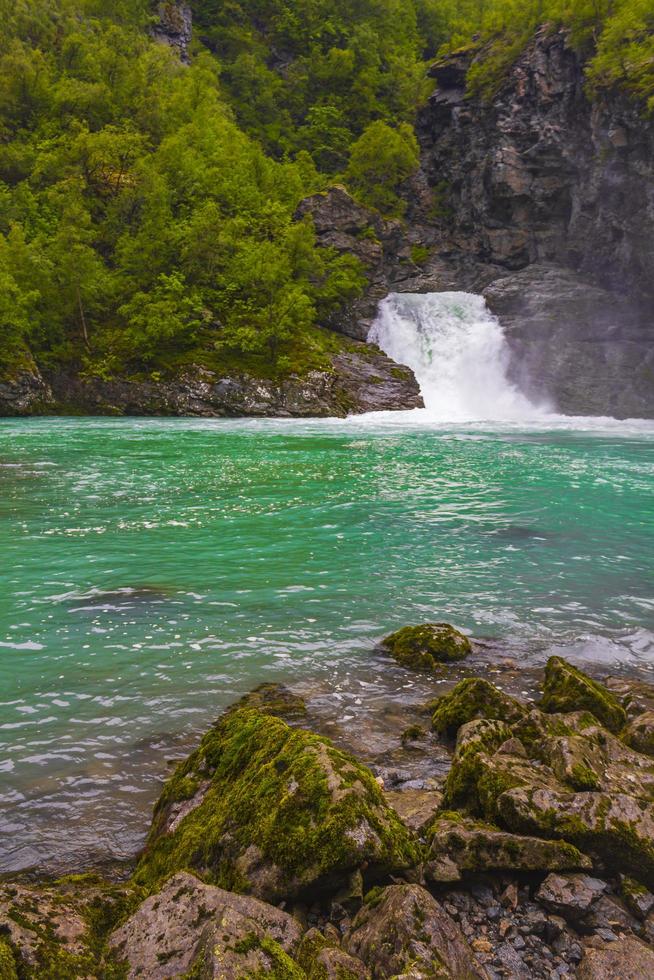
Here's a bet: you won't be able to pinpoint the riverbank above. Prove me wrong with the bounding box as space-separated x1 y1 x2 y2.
5 636 654 978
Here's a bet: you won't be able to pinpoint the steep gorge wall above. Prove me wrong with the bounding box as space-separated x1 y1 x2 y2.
309 27 654 417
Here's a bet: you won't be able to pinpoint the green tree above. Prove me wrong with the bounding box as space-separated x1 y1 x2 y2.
118 272 206 364
345 120 419 216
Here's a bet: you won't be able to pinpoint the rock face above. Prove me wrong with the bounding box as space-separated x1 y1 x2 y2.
0 368 51 415
135 707 420 901
152 2 193 62
482 264 654 418
415 27 654 417
28 343 422 419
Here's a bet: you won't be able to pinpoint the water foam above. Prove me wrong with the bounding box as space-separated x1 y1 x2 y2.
370 291 548 421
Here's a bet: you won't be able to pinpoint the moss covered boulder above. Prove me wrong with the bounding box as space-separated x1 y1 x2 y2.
497 786 654 888
540 657 627 733
381 623 471 672
426 813 591 877
431 678 527 736
135 707 420 901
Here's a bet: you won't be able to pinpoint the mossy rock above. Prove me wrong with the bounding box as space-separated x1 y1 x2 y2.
426 814 591 875
431 678 527 736
0 940 17 980
135 708 420 901
540 657 627 733
228 682 307 721
381 623 471 672
442 718 514 811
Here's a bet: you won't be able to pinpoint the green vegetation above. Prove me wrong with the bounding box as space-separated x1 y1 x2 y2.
0 0 651 385
442 0 654 104
431 678 527 736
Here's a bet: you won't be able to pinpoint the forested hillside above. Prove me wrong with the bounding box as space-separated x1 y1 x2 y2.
0 0 651 389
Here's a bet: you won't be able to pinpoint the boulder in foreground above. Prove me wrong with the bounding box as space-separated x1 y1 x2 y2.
344 883 488 979
135 707 420 901
110 871 303 979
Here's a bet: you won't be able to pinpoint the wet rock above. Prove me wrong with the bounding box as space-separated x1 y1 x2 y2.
431 679 528 737
535 874 607 922
110 871 303 978
381 623 472 672
577 935 654 978
427 815 591 876
343 883 488 978
539 658 627 733
135 708 420 901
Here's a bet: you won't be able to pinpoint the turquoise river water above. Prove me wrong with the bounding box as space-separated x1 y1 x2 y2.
1 412 653 872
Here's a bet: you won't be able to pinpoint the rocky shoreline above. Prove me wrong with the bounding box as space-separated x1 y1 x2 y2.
0 342 423 420
4 626 654 977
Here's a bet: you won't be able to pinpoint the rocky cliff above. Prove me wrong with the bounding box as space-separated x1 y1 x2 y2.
304 27 654 418
0 343 422 418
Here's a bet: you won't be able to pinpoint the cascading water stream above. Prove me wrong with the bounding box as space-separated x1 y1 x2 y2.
370 291 548 421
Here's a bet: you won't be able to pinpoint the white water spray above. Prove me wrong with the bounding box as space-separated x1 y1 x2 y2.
370 292 547 421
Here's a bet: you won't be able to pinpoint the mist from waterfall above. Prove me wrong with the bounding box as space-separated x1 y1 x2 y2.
370 292 548 421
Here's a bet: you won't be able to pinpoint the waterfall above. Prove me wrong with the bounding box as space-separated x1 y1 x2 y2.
370 291 546 421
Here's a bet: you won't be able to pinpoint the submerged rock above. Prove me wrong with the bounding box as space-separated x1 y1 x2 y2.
135 707 420 901
540 657 627 733
381 623 472 672
343 883 488 979
109 870 303 979
431 679 527 737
